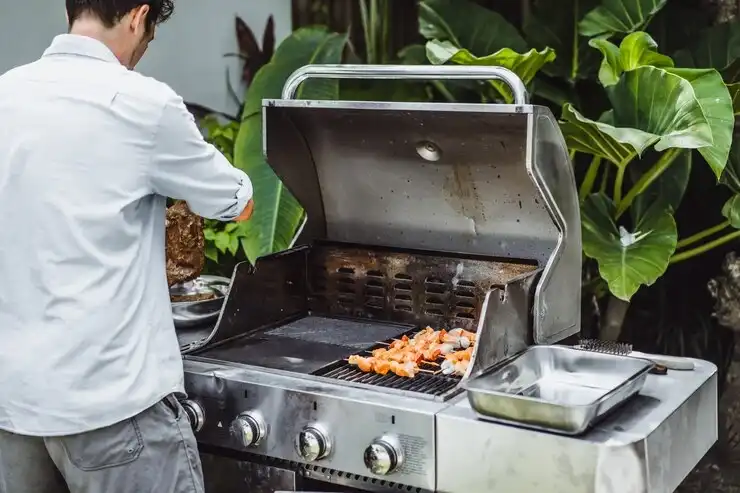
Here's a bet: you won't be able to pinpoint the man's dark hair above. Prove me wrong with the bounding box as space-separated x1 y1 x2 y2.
66 0 174 31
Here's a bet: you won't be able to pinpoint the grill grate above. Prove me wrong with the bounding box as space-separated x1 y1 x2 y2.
312 328 463 399
316 363 461 396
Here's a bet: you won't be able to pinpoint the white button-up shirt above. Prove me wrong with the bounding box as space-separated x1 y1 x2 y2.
0 34 252 436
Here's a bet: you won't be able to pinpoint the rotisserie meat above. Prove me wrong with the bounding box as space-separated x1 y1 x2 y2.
165 201 205 288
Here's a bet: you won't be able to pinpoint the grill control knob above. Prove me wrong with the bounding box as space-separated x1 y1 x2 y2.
230 411 267 448
180 400 205 433
295 425 331 461
364 435 404 476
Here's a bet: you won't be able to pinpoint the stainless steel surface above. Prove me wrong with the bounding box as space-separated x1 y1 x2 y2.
295 424 332 462
180 399 205 432
281 64 530 105
200 454 300 493
263 101 580 344
184 358 439 491
203 243 540 401
184 356 717 493
231 411 268 448
436 358 718 493
465 346 653 434
171 275 229 328
363 434 404 476
578 339 696 371
178 63 715 493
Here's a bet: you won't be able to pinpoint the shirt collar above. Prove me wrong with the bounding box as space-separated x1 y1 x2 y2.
43 34 121 64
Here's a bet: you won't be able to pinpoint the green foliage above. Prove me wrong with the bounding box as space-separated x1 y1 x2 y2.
579 0 668 38
233 27 348 264
581 193 677 300
199 116 246 263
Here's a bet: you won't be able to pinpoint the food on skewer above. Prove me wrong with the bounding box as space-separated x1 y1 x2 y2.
348 326 476 378
347 355 420 378
441 358 470 376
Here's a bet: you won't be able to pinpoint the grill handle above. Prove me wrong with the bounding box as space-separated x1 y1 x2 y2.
281 64 530 105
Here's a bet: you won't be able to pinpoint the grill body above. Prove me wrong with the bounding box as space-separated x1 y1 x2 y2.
180 65 717 493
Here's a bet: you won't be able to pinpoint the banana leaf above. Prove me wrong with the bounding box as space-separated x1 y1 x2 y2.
582 193 677 301
579 0 668 38
234 27 348 264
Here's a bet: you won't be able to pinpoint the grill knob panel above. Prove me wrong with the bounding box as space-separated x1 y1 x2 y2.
295 425 331 461
180 400 205 433
230 411 267 448
364 435 404 476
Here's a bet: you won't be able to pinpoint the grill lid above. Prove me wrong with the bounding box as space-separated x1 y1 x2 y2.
262 65 581 344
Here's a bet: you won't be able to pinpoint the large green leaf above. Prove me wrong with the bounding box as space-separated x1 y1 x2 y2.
426 40 556 103
608 67 713 153
721 139 740 195
673 22 740 82
580 0 668 38
560 66 714 166
234 27 348 263
524 0 601 82
630 151 692 222
419 0 527 55
560 104 642 166
722 195 740 229
582 193 677 300
729 83 740 115
589 31 673 87
664 68 733 179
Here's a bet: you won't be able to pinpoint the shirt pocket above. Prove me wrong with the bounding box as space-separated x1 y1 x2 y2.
60 417 144 471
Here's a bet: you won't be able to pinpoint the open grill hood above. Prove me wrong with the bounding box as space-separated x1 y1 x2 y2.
262 65 582 345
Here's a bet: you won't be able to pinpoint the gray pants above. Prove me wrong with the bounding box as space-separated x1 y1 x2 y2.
0 394 204 493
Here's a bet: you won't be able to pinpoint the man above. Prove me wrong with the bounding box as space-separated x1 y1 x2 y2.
0 1 254 492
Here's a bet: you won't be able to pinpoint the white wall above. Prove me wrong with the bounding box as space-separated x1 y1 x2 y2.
0 0 292 116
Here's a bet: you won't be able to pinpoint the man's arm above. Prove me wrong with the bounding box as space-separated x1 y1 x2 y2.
149 95 253 221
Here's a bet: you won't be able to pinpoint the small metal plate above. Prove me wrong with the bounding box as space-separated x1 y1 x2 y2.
464 345 654 435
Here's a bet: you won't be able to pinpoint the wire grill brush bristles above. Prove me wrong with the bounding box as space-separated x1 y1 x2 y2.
577 339 633 355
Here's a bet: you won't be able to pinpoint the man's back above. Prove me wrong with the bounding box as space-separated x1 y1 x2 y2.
0 35 251 436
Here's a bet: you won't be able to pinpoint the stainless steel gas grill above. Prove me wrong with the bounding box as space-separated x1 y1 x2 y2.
179 65 718 493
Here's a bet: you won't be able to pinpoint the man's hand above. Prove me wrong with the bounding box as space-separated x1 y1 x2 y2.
234 199 254 222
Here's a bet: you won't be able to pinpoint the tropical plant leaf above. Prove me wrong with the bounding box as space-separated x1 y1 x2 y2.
589 31 673 86
664 68 733 178
630 150 692 222
580 0 668 38
590 38 623 87
398 44 427 65
608 67 713 154
729 83 740 115
419 0 527 55
581 193 677 300
560 104 642 166
426 40 556 103
234 27 348 263
721 139 740 195
560 66 713 167
673 22 740 82
524 0 601 82
722 194 740 229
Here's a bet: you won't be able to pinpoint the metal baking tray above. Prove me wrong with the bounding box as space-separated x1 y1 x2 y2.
464 345 654 435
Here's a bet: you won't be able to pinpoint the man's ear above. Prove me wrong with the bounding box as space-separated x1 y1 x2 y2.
129 4 150 34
